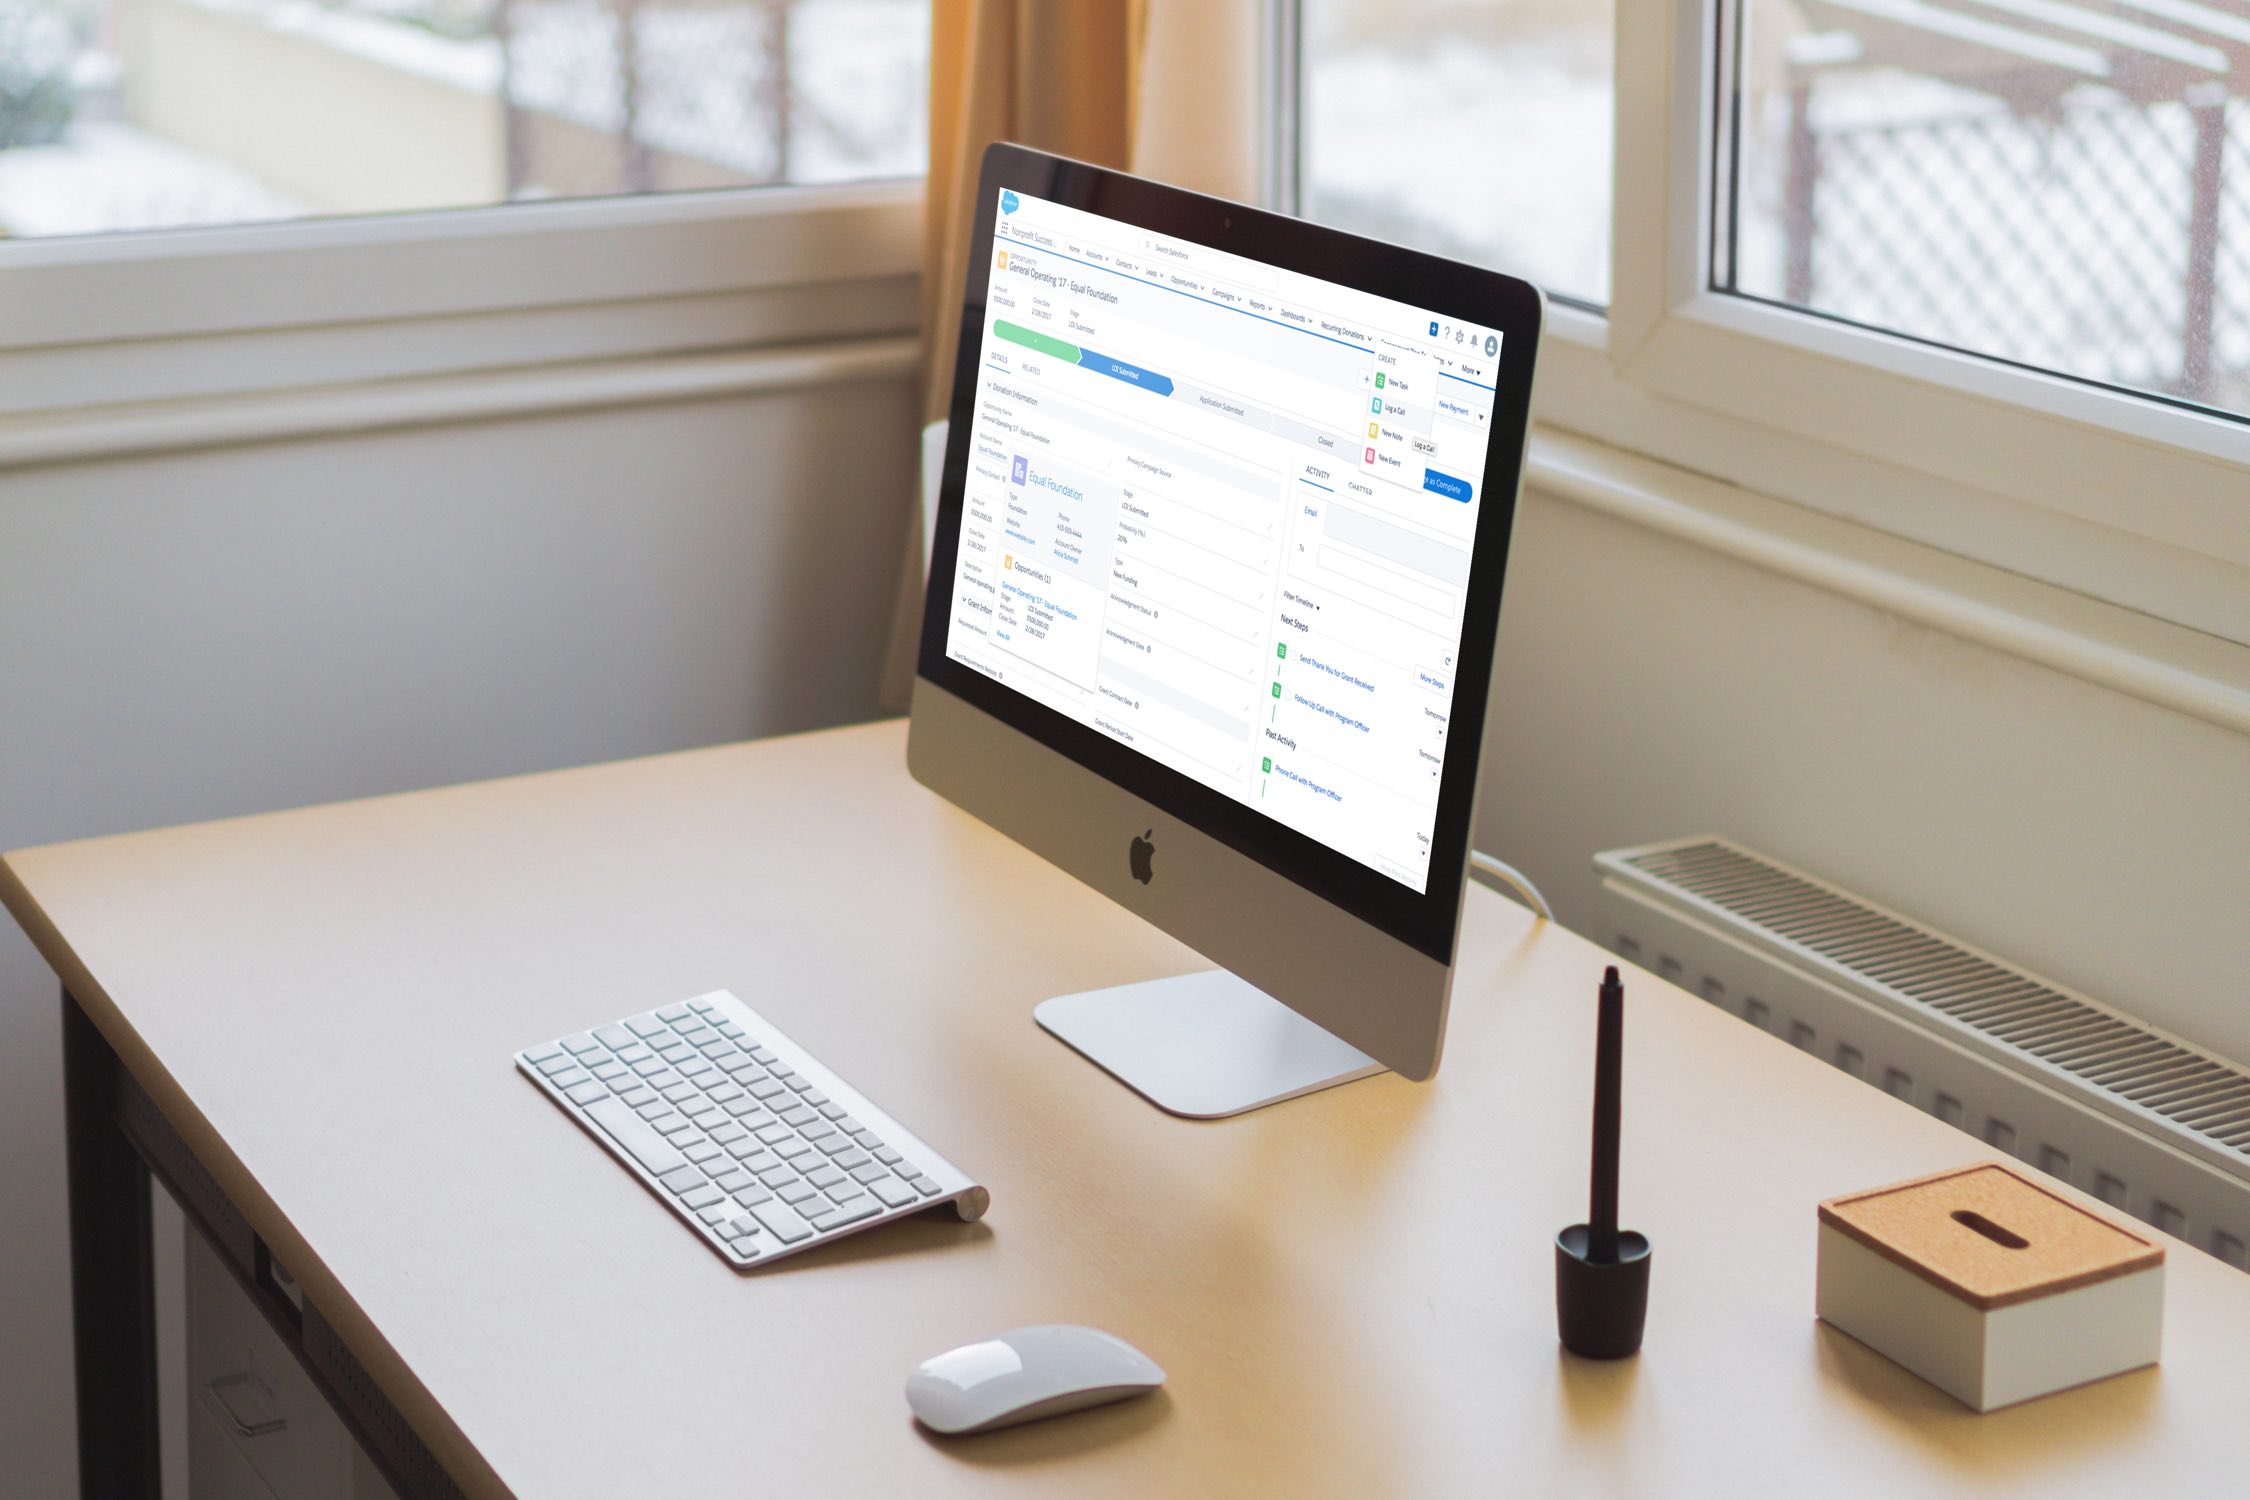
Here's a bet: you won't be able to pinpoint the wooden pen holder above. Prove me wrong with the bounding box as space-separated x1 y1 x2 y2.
1816 1161 2164 1412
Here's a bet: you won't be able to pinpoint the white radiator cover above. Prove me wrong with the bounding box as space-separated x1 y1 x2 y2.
1595 837 2250 1271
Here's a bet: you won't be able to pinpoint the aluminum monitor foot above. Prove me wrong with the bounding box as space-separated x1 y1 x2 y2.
1035 970 1385 1119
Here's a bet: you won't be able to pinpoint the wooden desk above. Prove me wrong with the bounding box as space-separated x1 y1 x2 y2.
8 721 2246 1498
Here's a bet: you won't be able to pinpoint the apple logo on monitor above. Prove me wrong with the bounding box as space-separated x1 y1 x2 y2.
1129 829 1155 885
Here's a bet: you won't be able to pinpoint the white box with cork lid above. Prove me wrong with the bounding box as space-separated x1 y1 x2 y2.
1816 1161 2164 1412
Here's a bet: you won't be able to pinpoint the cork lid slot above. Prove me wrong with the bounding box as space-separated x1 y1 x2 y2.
1819 1161 2163 1309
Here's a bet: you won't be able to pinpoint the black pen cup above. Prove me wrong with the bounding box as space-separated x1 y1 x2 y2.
1555 1225 1652 1359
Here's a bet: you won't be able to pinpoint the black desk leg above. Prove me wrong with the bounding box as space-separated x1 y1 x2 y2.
62 992 163 1500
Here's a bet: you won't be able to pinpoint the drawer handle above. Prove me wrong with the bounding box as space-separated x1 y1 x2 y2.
204 1373 288 1438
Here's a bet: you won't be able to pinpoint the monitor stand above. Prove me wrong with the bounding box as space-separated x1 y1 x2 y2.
1035 970 1384 1119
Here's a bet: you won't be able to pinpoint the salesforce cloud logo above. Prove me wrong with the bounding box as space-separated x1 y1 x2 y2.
1001 190 1020 216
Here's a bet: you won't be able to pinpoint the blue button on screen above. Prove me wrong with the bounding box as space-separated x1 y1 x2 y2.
1422 468 1472 502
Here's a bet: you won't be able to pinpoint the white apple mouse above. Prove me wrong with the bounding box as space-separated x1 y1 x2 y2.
906 1324 1166 1435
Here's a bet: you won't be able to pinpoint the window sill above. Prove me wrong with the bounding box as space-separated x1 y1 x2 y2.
1523 426 2250 740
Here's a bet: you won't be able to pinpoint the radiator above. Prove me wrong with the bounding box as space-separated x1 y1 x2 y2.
1595 836 2250 1271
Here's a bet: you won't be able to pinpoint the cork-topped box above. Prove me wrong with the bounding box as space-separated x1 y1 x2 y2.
1816 1162 2164 1412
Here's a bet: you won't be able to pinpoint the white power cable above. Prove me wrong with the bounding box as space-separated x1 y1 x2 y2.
1467 850 1553 922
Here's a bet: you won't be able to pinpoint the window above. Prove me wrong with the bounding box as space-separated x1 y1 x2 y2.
1717 0 2250 422
1294 0 1616 309
1281 0 2250 648
0 0 926 239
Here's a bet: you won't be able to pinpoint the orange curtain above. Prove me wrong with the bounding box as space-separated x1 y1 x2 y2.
879 0 1150 710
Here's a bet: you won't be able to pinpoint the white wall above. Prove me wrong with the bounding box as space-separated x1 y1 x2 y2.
0 379 917 1496
1477 483 2250 1066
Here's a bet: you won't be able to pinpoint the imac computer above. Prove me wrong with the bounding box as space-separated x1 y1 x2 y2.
909 144 1542 1118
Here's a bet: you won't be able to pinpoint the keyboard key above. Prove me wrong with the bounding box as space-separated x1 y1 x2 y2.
631 1057 668 1077
680 1061 718 1084
908 1175 941 1196
698 1038 737 1059
784 1076 814 1093
660 1083 697 1104
757 1165 797 1189
775 1139 817 1162
698 1204 731 1225
526 1043 565 1064
849 1161 890 1184
534 1052 577 1077
818 1101 850 1120
583 1098 690 1176
689 998 718 1014
807 1164 846 1189
748 1078 789 1102
564 1081 607 1106
590 1062 629 1083
657 1006 692 1023
815 1136 853 1157
706 1083 745 1104
752 1201 814 1244
656 1164 704 1194
779 1105 817 1128
801 1121 837 1143
870 1177 919 1208
616 1044 654 1064
724 1097 762 1118
834 1149 870 1170
617 1085 656 1107
685 1105 724 1127
635 1100 670 1120
627 1017 671 1039
656 1042 694 1064
726 1139 764 1161
720 1055 762 1078
851 1130 883 1150
808 1199 879 1232
712 1169 752 1193
777 1180 820 1204
732 1184 774 1209
749 1046 776 1063
709 1123 748 1145
593 1025 634 1050
683 1142 723 1165
768 1064 796 1080
741 1150 781 1173
654 1116 695 1138
874 1147 904 1165
564 1033 605 1055
717 1022 748 1040
802 1089 830 1107
754 1122 794 1144
680 1185 723 1210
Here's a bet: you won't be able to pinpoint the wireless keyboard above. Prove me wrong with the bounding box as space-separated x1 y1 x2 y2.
516 991 988 1267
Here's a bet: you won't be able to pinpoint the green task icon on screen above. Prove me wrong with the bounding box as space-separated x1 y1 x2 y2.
1375 371 1386 389
1262 756 1273 773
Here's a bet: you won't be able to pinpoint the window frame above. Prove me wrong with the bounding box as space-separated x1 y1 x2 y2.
1283 0 2250 648
0 181 921 369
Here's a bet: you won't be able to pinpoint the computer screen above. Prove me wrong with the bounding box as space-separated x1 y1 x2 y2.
940 186 1506 896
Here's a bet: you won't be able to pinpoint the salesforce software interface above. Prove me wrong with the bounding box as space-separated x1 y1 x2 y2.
943 188 1505 894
